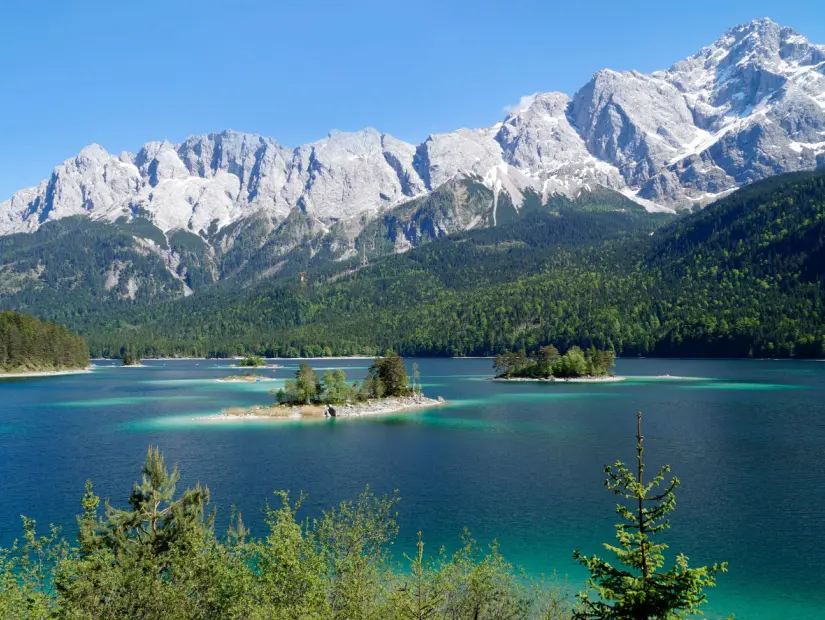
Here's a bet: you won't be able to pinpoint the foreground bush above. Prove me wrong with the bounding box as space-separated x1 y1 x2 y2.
0 415 727 619
0 448 571 619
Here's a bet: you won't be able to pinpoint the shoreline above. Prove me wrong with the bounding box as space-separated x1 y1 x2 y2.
193 395 445 422
491 375 625 383
0 367 94 379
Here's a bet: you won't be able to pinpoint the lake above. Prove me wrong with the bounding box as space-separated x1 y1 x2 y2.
1 358 823 618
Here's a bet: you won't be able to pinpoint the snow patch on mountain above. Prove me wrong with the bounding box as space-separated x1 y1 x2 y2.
2 18 824 237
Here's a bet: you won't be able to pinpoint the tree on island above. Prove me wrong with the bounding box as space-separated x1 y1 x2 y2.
494 345 614 379
237 356 266 367
572 412 727 619
321 369 354 404
411 362 421 396
272 352 414 406
361 350 412 399
275 363 320 405
121 347 140 366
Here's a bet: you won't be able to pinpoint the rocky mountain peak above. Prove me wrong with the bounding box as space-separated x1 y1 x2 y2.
1 18 824 238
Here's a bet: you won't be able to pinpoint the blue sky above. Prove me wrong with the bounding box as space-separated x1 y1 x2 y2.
0 0 822 198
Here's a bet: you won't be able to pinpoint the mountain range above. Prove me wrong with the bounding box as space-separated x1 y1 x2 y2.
2 17 824 244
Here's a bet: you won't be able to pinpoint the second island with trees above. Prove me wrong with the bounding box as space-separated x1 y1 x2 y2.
208 351 443 421
493 345 619 382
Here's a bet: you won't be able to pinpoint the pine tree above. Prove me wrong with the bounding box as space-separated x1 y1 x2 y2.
366 351 410 397
573 413 727 619
97 447 213 576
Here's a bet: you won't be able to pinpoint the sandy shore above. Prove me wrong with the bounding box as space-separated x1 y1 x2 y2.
194 395 445 422
0 367 94 379
492 375 625 383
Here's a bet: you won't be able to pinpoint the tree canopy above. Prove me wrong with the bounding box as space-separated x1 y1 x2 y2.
0 311 89 373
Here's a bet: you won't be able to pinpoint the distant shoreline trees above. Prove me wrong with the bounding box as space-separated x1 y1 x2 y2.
494 345 615 379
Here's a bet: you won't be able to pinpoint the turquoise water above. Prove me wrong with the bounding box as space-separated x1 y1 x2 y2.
1 358 824 618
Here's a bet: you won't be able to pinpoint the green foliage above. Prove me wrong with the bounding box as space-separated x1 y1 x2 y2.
275 355 414 407
0 518 67 617
276 362 322 405
313 487 400 618
322 369 354 404
8 170 825 361
237 355 266 367
0 448 573 619
573 413 727 619
364 350 411 398
0 311 89 373
121 346 140 366
0 216 186 317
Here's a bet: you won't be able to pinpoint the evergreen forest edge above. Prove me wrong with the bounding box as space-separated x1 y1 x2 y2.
1 169 825 362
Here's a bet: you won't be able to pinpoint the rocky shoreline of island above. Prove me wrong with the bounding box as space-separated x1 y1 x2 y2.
194 394 445 422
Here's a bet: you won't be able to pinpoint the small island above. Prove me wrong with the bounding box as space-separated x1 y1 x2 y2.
217 373 278 383
208 352 443 421
232 356 283 369
121 348 145 367
493 345 621 382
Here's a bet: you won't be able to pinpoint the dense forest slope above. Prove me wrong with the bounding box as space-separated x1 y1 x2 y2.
0 177 659 320
3 170 824 359
74 170 825 359
0 311 89 372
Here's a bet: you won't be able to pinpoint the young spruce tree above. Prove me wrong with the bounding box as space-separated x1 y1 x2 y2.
573 412 727 619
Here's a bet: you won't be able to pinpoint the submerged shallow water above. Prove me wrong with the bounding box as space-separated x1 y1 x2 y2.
1 358 823 618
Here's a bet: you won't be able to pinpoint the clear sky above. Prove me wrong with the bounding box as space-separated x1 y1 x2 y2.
0 0 822 198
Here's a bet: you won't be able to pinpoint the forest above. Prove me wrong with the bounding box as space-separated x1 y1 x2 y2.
0 311 89 373
59 170 825 360
2 170 824 361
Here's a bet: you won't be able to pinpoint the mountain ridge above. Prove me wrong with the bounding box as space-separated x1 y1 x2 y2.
2 17 824 240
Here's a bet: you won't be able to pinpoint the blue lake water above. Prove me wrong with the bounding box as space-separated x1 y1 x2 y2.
1 358 824 618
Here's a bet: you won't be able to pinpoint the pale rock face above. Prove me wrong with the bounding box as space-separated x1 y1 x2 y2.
284 128 423 220
639 18 825 202
495 92 625 196
570 70 705 185
415 128 504 190
2 18 825 237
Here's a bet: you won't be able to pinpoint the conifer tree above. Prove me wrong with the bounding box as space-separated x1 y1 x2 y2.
393 532 446 619
573 412 727 619
98 447 213 575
